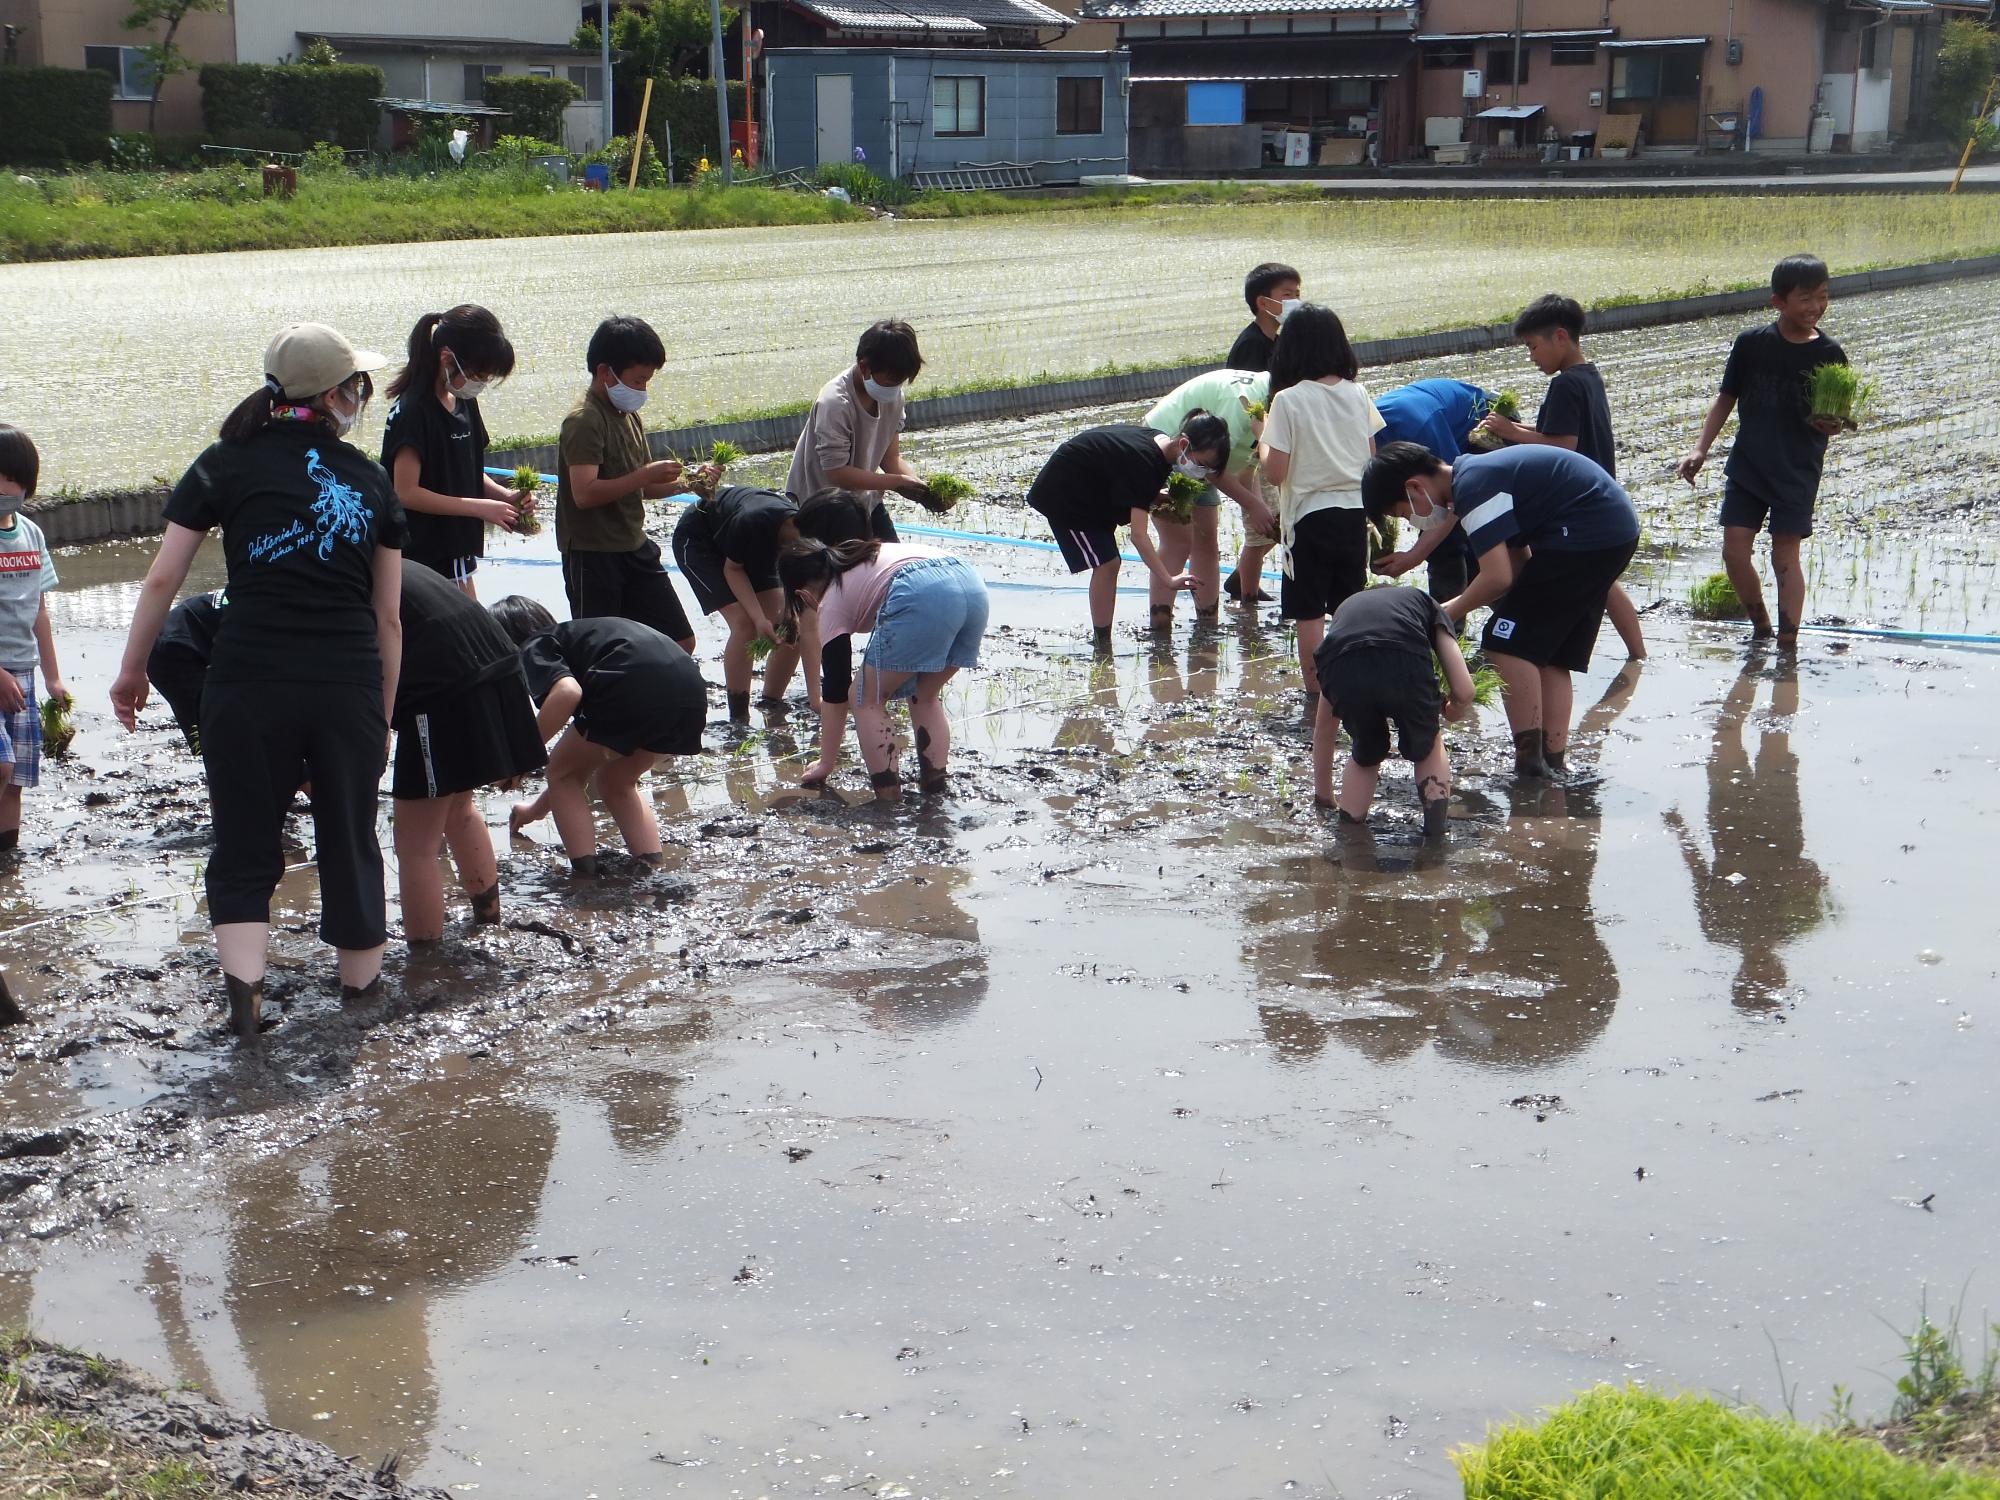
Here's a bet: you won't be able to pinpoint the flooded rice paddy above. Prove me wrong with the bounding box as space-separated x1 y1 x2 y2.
4 192 1999 489
2 274 1999 1497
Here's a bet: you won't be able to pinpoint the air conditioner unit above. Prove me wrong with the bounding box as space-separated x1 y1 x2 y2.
1461 68 1484 99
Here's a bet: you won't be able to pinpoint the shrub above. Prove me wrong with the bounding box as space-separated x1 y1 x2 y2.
1927 18 1999 142
482 75 582 146
585 134 664 188
299 140 350 176
199 62 384 148
814 161 914 205
645 77 747 179
0 67 114 167
490 135 566 168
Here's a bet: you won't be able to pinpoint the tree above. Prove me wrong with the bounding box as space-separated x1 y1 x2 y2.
612 0 738 114
1927 18 1999 141
123 0 227 134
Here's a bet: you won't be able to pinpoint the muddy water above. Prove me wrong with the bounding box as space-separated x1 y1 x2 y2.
5 196 1998 489
6 500 2000 1496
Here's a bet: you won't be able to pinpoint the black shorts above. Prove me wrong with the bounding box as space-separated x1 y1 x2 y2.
392 669 547 801
1425 532 1478 605
669 515 778 617
1041 514 1122 575
1480 540 1638 674
1315 647 1442 768
1719 483 1814 539
1281 508 1368 622
562 539 694 645
577 647 709 757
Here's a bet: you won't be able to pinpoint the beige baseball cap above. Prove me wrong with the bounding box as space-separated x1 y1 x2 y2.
263 322 389 400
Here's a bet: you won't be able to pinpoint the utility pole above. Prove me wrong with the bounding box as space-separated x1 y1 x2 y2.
1511 0 1524 108
600 1 614 148
710 0 732 183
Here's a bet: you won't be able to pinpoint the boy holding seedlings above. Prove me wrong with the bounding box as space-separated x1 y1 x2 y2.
1472 294 1646 659
1222 263 1302 603
1142 369 1276 621
556 315 696 651
1363 442 1638 780
670 484 817 721
1312 584 1476 840
0 426 67 853
787 320 929 543
1026 417 1228 646
1676 254 1848 647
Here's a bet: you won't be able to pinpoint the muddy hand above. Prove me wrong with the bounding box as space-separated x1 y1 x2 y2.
108 668 146 729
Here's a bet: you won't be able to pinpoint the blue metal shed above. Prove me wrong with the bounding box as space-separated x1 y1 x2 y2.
763 48 1130 183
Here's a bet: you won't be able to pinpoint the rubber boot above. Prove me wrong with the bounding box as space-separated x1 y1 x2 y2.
224 973 264 1037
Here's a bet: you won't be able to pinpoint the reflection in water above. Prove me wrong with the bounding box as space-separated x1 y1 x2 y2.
589 1008 711 1157
1664 664 1830 1011
838 862 987 1031
1051 656 1122 755
223 1078 557 1469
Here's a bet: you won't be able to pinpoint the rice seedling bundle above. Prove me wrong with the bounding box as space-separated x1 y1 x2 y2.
510 464 544 535
914 473 975 515
40 693 75 757
1466 390 1522 451
748 635 775 663
1687 571 1745 619
1153 471 1204 525
1807 362 1875 429
708 439 745 466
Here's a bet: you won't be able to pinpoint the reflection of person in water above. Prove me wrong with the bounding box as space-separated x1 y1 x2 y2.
836 861 988 1031
1664 664 1829 1011
222 1078 556 1472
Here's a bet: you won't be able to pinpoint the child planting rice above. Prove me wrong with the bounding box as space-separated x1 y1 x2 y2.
0 426 69 851
1144 369 1278 620
670 485 815 720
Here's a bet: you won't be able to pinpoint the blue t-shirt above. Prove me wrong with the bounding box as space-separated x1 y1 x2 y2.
1374 379 1493 461
1450 447 1639 556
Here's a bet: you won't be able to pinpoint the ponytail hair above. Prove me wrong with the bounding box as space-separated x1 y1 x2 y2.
386 304 516 402
218 372 365 444
776 537 881 643
1179 409 1231 473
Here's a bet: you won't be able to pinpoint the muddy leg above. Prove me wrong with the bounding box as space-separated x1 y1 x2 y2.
1150 517 1191 624
1311 695 1340 808
755 587 799 702
1605 582 1646 660
0 774 19 848
1414 740 1452 839
1189 507 1221 617
337 944 385 997
855 668 912 800
590 750 663 858
1539 667 1575 770
1294 616 1325 698
1088 560 1122 636
392 796 454 943
0 972 22 1027
1228 542 1274 605
720 602 757 720
440 791 500 924
911 669 958 792
1722 525 1773 637
1771 533 1806 646
1337 757 1378 824
535 729 609 863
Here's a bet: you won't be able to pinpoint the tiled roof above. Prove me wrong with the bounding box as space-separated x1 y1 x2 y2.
796 0 1071 30
1083 0 1410 17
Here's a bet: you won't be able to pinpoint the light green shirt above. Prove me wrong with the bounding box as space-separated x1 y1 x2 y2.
1144 369 1269 478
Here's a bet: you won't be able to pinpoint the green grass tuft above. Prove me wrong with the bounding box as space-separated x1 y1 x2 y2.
1688 570 1746 619
1457 1385 2000 1499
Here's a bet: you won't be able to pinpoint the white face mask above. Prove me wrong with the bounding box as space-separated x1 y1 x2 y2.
1408 492 1447 532
1264 296 1302 324
607 380 648 414
1174 456 1210 481
861 374 903 404
327 384 364 437
444 351 488 401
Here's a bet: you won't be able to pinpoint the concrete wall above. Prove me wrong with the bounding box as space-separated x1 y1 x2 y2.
234 0 579 66
0 0 235 134
767 48 1127 180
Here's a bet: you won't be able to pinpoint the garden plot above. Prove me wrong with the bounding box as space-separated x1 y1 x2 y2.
2 193 1997 490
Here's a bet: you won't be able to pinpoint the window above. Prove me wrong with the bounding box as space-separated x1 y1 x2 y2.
1056 75 1103 135
568 64 604 102
464 63 501 102
83 44 154 101
933 75 985 136
1550 40 1597 65
1611 49 1700 100
1186 80 1245 125
1859 20 1879 71
1421 43 1474 69
528 65 555 79
1485 45 1528 85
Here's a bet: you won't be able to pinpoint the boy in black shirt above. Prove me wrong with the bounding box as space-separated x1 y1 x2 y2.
1476 293 1644 658
1312 585 1476 840
1225 261 1301 373
1677 255 1848 646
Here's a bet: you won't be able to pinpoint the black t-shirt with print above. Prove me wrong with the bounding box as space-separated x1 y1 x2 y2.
380 389 491 570
518 617 703 748
393 558 522 723
1027 424 1171 531
1537 363 1617 480
164 422 407 688
1321 583 1452 663
1226 321 1275 373
683 485 799 566
1720 323 1847 510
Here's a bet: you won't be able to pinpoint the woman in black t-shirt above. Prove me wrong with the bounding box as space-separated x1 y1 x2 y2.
489 596 707 878
110 322 407 1038
381 305 527 595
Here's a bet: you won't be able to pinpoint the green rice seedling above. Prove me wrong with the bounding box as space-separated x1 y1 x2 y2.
1153 471 1204 525
40 693 74 757
708 439 745 467
1808 363 1876 429
1438 658 1503 708
1456 1384 2000 1499
748 635 775 663
509 464 544 535
1466 389 1522 450
1367 518 1397 564
1243 396 1266 422
1687 571 1745 619
915 472 976 515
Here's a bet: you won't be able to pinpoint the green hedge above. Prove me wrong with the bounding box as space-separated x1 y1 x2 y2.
645 78 748 178
199 63 384 148
0 67 114 167
483 75 582 145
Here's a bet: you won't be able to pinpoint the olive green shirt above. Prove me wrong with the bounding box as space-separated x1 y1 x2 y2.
556 387 651 553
